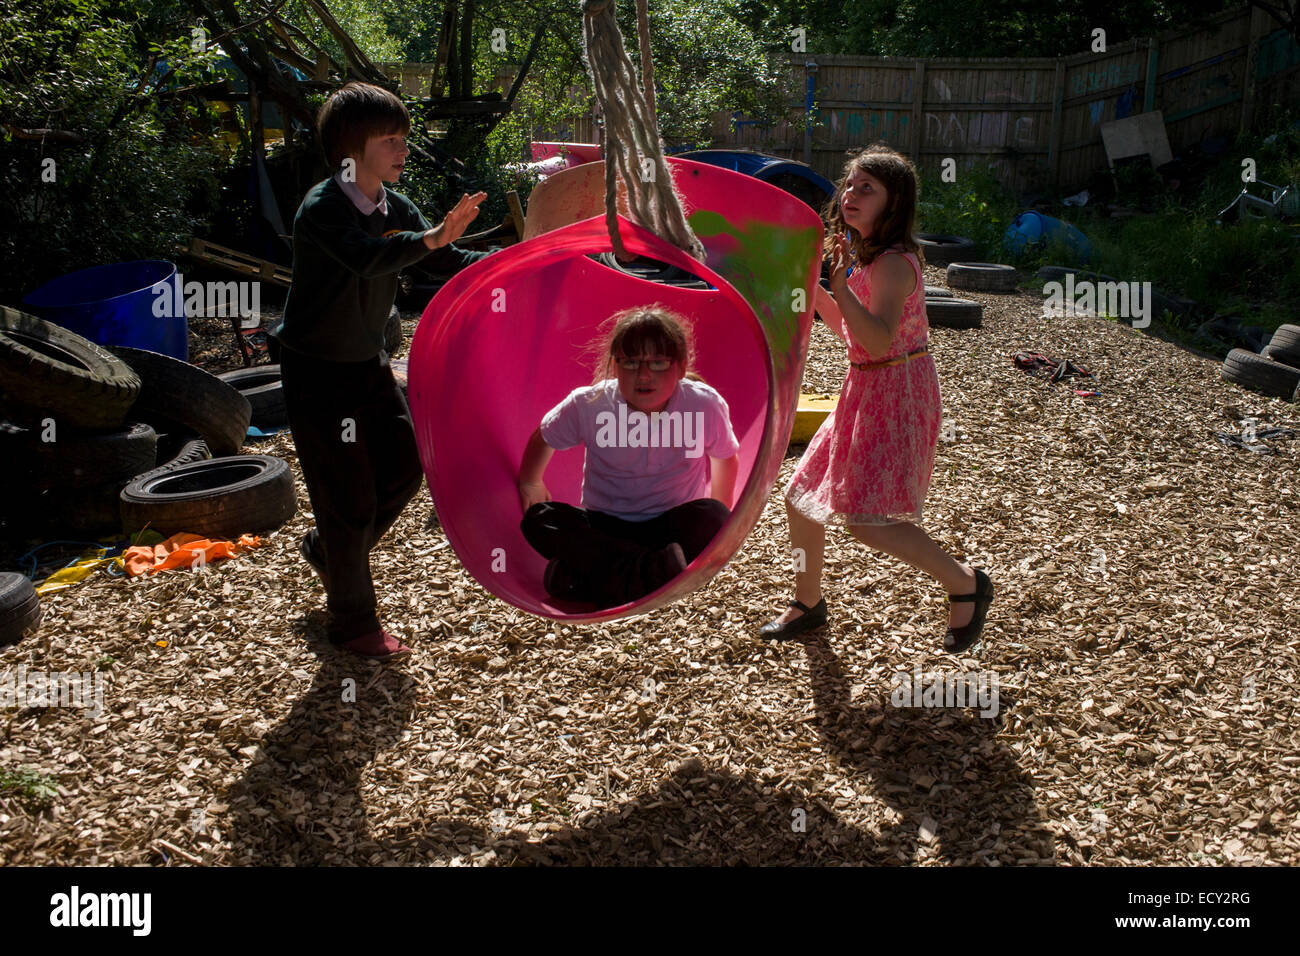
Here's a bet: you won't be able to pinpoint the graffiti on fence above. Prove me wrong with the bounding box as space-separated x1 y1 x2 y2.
926 111 966 148
818 109 909 142
1071 62 1140 96
924 111 1037 149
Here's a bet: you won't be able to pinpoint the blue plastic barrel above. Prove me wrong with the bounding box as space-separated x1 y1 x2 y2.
23 260 187 361
1003 211 1094 264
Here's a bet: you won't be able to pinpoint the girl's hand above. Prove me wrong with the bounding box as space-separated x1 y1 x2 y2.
518 479 551 512
828 234 851 292
425 191 488 249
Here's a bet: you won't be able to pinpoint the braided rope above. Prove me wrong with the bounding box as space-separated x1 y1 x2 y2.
580 0 704 261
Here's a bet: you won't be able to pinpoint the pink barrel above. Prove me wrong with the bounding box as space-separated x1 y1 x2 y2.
409 158 822 620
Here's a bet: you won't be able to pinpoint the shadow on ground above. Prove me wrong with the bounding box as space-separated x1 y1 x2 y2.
225 622 1053 865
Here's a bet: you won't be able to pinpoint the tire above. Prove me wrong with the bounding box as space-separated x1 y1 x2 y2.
109 346 251 457
0 572 41 647
0 420 157 491
1221 348 1300 400
133 436 212 485
164 436 212 470
1263 325 1300 369
384 306 404 355
150 421 211 469
925 297 983 330
946 262 1019 293
218 365 287 431
0 306 141 429
924 285 953 298
2 482 125 537
917 233 977 267
592 252 692 284
120 454 297 539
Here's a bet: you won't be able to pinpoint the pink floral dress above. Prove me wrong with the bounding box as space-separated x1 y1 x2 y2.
786 247 941 526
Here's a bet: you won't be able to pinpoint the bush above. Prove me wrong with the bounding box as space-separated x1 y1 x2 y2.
916 113 1300 344
917 162 1019 258
0 0 225 303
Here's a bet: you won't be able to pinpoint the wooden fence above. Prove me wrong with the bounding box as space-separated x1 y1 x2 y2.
712 4 1300 194
383 3 1299 194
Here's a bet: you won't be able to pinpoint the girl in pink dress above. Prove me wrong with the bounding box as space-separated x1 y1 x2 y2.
759 145 993 652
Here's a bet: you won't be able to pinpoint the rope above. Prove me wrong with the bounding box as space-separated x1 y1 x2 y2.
581 0 704 262
635 0 657 124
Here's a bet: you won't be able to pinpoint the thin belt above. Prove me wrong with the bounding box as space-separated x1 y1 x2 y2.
851 346 929 370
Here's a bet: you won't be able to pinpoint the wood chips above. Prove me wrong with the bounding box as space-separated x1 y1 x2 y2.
1 271 1297 866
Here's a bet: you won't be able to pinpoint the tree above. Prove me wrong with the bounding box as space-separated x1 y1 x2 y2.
1251 0 1300 45
733 0 1242 57
0 0 224 301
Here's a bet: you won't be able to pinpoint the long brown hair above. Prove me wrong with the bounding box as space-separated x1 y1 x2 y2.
823 144 922 267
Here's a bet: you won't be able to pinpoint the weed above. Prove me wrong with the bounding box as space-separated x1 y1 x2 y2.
0 768 58 812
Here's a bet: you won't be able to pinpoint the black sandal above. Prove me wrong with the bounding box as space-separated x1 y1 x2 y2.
758 597 828 640
944 569 993 653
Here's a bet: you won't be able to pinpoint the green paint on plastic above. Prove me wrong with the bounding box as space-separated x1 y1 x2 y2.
689 209 819 368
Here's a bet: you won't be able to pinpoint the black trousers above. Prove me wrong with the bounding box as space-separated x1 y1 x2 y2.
521 499 729 603
279 344 424 641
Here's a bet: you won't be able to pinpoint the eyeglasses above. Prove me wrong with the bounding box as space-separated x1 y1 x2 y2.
615 356 673 372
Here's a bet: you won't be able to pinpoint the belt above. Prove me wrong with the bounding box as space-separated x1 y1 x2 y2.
851 346 929 370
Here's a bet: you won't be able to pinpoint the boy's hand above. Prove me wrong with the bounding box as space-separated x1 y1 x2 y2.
424 191 488 250
518 479 551 512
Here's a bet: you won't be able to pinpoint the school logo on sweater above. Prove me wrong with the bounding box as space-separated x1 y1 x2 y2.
594 405 707 458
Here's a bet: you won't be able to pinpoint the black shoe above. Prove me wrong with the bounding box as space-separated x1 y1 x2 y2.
300 530 328 589
543 557 583 599
944 568 993 653
639 542 687 596
758 597 828 640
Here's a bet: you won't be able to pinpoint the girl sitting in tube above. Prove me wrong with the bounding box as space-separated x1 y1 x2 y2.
517 304 740 608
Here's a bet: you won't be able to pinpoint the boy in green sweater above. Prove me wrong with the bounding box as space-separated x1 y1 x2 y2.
272 81 486 659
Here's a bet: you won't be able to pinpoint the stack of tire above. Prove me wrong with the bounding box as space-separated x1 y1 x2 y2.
1222 325 1300 402
211 307 404 431
0 306 297 540
917 233 993 331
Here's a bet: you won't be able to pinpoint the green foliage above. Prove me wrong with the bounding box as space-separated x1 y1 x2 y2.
632 0 792 146
0 0 225 302
0 768 59 812
918 162 1019 254
916 111 1300 342
733 0 1239 57
302 0 404 63
391 0 793 219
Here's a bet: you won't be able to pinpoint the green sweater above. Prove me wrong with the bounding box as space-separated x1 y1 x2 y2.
272 176 486 362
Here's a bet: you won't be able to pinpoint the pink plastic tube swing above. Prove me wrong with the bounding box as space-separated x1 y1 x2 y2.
408 158 823 620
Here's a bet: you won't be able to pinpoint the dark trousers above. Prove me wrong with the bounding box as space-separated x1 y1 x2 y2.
279 344 424 641
521 499 729 604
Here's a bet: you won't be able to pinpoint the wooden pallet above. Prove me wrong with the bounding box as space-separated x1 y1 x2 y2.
182 238 292 288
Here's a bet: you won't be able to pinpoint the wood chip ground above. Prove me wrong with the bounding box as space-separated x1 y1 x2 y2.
2 268 1297 866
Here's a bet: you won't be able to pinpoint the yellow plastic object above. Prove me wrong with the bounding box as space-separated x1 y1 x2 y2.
34 548 119 595
791 394 837 444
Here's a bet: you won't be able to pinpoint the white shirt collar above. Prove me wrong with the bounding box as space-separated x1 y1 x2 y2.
334 172 388 217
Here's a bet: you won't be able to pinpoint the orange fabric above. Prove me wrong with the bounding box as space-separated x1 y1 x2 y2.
123 532 261 576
